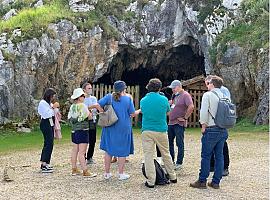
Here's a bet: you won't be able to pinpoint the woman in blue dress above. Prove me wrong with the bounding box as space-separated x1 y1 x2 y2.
97 81 135 180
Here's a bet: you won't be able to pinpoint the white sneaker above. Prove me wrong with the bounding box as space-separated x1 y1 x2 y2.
175 164 182 170
118 173 130 180
104 173 112 180
86 158 95 165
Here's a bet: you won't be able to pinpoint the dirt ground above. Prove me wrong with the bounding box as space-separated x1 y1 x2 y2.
0 132 269 200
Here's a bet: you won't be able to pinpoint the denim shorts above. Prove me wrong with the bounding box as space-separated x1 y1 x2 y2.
71 130 89 144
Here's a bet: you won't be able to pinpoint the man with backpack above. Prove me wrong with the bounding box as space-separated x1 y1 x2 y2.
190 76 229 189
206 75 232 177
136 78 177 188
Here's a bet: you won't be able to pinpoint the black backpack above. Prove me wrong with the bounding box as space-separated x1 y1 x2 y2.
142 159 170 185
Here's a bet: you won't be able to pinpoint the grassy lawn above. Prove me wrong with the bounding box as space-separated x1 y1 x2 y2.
0 120 268 154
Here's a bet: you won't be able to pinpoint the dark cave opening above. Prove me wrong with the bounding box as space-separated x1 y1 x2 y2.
96 44 205 98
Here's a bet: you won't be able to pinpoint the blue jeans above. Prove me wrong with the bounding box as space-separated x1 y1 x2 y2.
168 124 185 165
199 127 228 184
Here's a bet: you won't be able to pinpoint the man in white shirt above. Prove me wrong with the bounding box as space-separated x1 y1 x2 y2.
82 82 98 164
190 76 228 189
206 76 231 177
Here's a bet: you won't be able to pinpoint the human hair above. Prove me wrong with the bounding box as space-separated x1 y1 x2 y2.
82 82 91 90
43 88 56 104
205 75 213 82
210 75 223 88
146 78 162 92
112 92 121 102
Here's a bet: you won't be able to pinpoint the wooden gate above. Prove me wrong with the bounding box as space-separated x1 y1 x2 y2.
92 84 140 126
182 75 208 128
187 90 205 127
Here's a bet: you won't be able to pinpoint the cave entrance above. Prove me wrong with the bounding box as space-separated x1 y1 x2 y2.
96 44 205 99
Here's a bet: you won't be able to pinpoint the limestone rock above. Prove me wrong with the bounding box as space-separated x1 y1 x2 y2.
2 9 17 21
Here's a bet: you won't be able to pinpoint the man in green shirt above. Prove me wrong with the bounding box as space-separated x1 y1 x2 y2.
139 78 177 188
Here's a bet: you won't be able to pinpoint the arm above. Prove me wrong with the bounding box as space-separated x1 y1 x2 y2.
199 93 210 133
90 104 104 113
134 109 141 115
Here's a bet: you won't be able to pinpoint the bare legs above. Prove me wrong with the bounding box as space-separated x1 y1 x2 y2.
71 143 88 170
104 152 112 173
104 152 127 175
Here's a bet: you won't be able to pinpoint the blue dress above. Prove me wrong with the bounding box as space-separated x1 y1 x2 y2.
98 94 135 157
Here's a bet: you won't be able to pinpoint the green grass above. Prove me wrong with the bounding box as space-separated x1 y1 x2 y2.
0 120 268 154
0 0 137 42
0 2 72 41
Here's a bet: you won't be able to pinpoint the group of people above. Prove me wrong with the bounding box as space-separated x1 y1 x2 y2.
37 75 231 189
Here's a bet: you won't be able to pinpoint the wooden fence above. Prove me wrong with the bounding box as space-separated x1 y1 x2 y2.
92 84 140 126
187 89 206 127
92 84 206 127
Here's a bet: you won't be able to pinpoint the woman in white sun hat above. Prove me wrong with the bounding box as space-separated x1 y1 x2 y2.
68 88 97 177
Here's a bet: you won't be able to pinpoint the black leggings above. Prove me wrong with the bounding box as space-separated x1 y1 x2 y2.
86 120 97 160
40 119 54 164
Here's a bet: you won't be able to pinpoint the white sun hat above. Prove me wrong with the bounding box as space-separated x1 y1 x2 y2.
71 88 85 100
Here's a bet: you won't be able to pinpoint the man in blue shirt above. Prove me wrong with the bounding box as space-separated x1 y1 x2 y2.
138 78 177 188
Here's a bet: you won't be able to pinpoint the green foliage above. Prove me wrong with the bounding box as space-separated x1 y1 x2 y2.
0 0 36 17
209 0 269 63
137 0 149 8
197 0 222 23
231 118 269 133
0 0 138 42
0 2 72 40
2 50 16 62
95 0 133 20
209 46 217 65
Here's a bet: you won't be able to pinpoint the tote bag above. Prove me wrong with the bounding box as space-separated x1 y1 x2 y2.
98 94 118 127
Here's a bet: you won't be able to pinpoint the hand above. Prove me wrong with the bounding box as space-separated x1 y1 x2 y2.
177 117 185 122
201 127 206 134
134 109 141 115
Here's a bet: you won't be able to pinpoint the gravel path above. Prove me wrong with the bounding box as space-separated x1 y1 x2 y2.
0 132 269 200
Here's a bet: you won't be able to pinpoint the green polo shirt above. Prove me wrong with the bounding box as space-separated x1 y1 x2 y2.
140 92 171 132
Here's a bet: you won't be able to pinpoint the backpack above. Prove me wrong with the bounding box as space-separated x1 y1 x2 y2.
209 91 237 128
142 159 170 185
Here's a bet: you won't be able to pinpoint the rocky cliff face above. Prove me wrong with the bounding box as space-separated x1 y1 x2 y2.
214 45 269 124
0 0 268 125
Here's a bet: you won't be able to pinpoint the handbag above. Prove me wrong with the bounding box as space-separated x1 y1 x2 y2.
97 94 118 127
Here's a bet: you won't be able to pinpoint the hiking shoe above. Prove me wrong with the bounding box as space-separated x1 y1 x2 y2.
145 181 155 188
86 158 95 165
170 179 177 184
118 173 130 180
190 180 207 189
104 173 112 180
175 163 182 170
83 170 97 178
71 168 81 176
41 165 53 173
208 181 220 189
222 169 229 176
